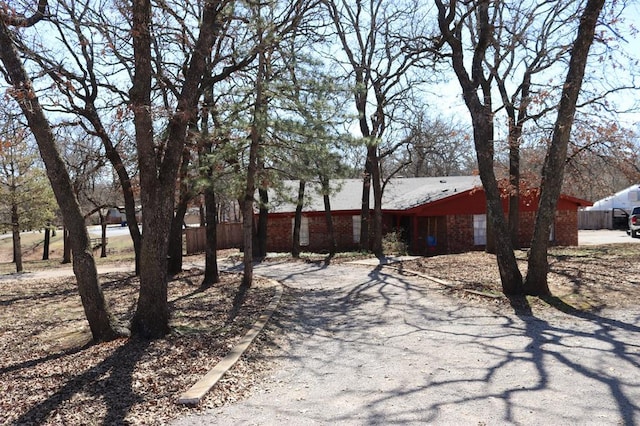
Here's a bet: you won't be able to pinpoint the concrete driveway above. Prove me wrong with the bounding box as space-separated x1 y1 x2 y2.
174 260 640 425
579 229 640 245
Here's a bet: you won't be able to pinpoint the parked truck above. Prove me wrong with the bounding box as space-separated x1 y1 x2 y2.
628 206 640 238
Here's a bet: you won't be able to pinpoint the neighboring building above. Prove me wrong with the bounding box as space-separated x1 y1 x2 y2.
105 206 142 226
581 184 640 229
264 176 592 255
585 184 640 213
105 207 127 226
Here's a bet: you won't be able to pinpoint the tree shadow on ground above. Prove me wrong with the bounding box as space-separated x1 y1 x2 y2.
0 344 90 376
507 294 532 316
522 295 640 425
14 338 149 425
0 284 77 307
257 263 640 425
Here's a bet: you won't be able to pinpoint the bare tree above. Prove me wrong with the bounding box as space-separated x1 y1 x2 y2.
563 120 640 201
435 0 523 294
0 1 128 342
323 0 436 256
4 0 242 339
524 0 605 295
129 0 232 338
487 1 637 248
435 0 609 295
383 112 476 178
487 1 576 248
14 0 143 273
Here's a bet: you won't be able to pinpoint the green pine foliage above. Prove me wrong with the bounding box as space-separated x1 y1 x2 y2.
0 127 57 234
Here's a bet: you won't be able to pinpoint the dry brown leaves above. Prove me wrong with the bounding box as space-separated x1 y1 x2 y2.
2 245 640 424
400 244 640 313
0 269 277 425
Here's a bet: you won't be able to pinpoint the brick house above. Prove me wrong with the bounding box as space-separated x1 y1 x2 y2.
263 176 592 255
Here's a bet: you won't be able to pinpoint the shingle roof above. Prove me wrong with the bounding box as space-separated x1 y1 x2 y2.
268 176 482 213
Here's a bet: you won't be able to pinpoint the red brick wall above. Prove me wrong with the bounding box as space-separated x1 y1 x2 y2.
554 209 578 246
266 209 579 254
265 216 291 252
517 210 577 247
446 215 475 253
266 214 361 253
441 210 577 254
518 211 536 247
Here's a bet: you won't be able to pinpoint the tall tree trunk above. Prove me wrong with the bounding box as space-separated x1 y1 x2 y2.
473 114 523 294
129 0 169 339
11 203 22 273
436 0 522 294
62 227 71 264
321 176 336 257
168 147 193 275
130 0 223 338
325 1 389 257
369 145 383 257
167 206 186 275
497 66 531 252
292 180 306 258
360 162 371 250
485 212 495 254
508 126 521 249
42 225 50 261
525 0 605 295
85 108 142 274
504 72 530 251
255 186 268 258
166 204 187 279
199 78 219 288
0 16 126 341
201 187 219 288
133 187 174 338
242 193 255 289
100 214 107 258
357 77 374 252
242 47 268 288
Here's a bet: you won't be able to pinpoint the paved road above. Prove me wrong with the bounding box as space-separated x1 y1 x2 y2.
174 260 640 425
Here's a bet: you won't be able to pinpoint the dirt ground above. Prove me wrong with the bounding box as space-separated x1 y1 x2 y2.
401 244 640 313
0 268 279 425
1 244 640 424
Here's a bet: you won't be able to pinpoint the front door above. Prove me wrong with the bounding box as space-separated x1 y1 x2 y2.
414 216 447 256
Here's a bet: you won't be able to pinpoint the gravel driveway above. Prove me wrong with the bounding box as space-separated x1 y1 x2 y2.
174 260 640 425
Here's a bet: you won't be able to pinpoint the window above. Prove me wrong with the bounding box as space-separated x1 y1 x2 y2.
474 214 486 245
352 215 361 243
291 216 309 246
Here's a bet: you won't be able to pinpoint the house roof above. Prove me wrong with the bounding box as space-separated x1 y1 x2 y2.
268 176 483 214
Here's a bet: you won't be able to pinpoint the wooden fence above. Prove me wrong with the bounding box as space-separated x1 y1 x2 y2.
578 208 631 230
578 210 611 230
184 223 243 255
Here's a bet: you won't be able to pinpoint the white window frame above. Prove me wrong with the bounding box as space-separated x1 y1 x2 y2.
352 215 361 243
474 214 487 245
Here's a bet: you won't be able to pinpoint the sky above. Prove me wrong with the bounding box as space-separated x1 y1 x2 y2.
338 1 640 147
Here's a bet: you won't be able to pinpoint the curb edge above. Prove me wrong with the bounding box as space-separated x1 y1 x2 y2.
177 279 283 405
